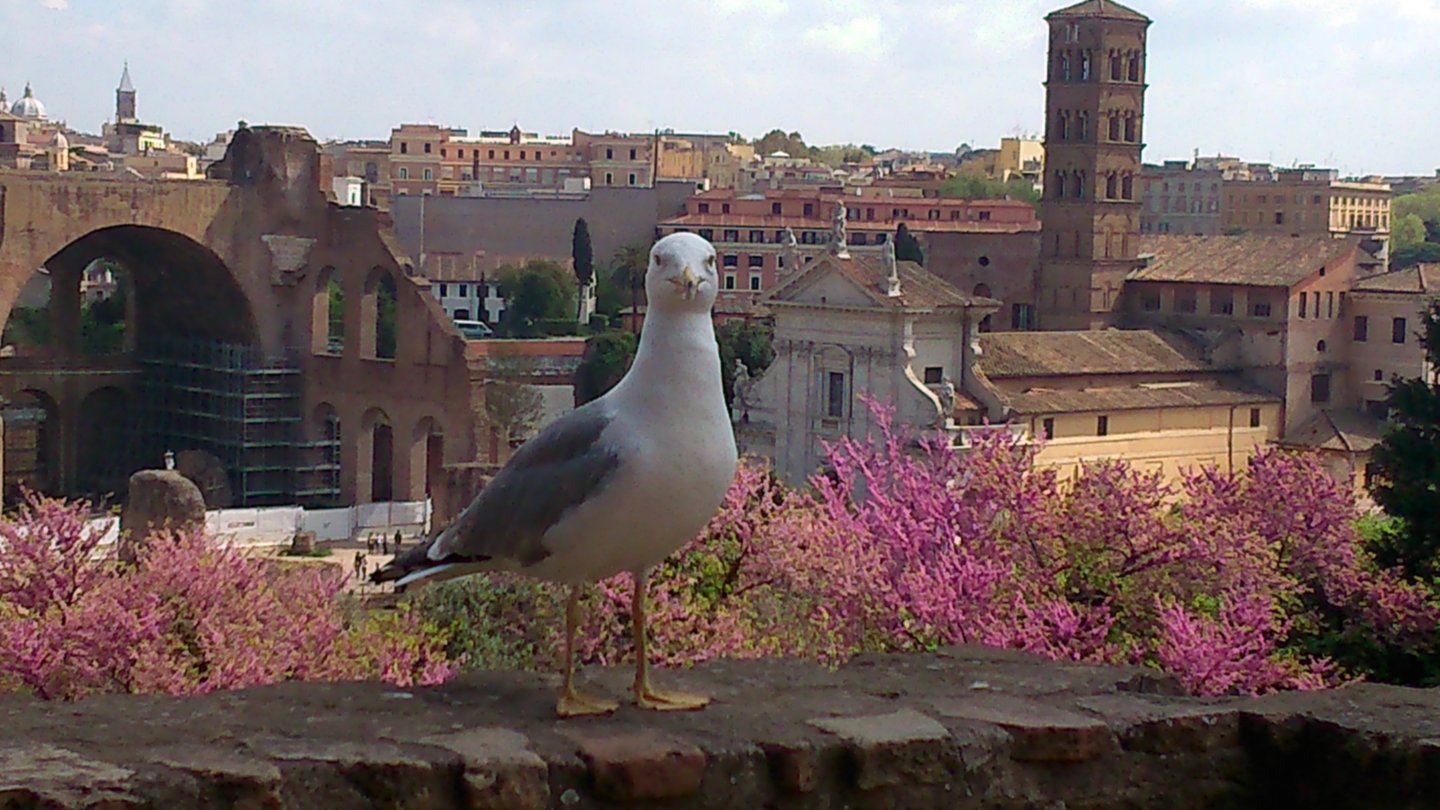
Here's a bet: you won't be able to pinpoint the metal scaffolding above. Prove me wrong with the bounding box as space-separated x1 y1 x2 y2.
132 338 302 507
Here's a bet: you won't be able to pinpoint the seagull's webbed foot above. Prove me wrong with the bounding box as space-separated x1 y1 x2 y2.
556 690 619 718
635 684 710 712
631 567 711 712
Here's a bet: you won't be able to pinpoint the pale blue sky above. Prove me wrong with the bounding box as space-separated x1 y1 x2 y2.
2 0 1435 175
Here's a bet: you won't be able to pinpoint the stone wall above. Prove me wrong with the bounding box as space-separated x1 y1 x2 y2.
2 647 1436 809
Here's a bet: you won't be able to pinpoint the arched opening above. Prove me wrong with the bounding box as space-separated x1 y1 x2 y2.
0 225 289 506
76 386 129 501
312 267 344 356
973 283 993 298
298 403 343 506
361 407 394 503
2 389 59 500
362 268 399 360
412 417 445 502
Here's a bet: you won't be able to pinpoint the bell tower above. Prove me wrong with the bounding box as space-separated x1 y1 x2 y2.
116 62 137 123
1037 0 1150 330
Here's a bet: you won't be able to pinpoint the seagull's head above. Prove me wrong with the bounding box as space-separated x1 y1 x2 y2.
647 232 718 314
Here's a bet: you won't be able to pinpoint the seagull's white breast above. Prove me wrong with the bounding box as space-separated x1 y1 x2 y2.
527 311 737 584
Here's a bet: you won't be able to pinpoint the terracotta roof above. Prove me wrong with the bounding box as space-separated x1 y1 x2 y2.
1130 235 1355 288
1352 264 1440 294
1047 0 1151 22
977 330 1212 379
1003 382 1276 416
1284 410 1385 454
660 215 1037 235
768 252 997 311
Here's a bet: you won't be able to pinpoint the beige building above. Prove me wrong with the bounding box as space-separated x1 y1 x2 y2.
973 330 1281 481
997 137 1044 185
1222 167 1391 254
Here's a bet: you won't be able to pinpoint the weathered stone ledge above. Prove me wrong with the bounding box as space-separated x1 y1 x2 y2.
1 647 1436 809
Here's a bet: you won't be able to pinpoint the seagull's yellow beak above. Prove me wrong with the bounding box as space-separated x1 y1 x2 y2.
667 265 703 300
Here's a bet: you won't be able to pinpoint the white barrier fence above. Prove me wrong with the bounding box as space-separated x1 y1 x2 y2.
80 500 432 549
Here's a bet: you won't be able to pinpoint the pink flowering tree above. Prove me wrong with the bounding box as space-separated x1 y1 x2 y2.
0 494 454 701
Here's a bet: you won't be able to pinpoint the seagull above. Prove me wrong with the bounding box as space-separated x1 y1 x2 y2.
373 232 737 718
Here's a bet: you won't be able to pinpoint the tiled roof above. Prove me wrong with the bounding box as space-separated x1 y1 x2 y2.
768 252 997 311
1003 382 1275 416
1130 234 1354 288
1352 264 1440 294
977 330 1212 378
1284 410 1385 453
1047 0 1151 22
660 215 1038 235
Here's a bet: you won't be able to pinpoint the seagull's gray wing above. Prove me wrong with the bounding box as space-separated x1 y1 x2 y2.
428 402 621 568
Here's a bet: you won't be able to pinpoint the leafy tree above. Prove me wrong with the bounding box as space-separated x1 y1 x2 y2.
1391 242 1440 271
1370 300 1440 585
716 318 775 407
496 259 576 336
575 330 638 405
1 306 51 348
1394 184 1440 234
571 218 594 287
809 144 873 168
610 243 650 331
894 223 925 265
752 129 808 157
938 174 1039 205
376 275 398 359
1392 212 1428 253
482 360 546 448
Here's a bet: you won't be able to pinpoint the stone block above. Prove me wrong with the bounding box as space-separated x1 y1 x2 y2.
119 469 207 562
0 744 138 808
1076 695 1240 754
759 740 819 794
146 746 283 810
810 708 956 790
421 728 549 810
562 727 707 802
932 695 1115 763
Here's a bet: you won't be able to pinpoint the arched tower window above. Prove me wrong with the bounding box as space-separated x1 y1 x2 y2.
1108 114 1121 142
1106 173 1119 199
1078 111 1090 142
1053 170 1067 199
1080 50 1093 81
1074 171 1087 200
1058 111 1071 140
1110 51 1123 81
1124 115 1137 143
1128 52 1142 82
1122 174 1135 200
1059 52 1072 81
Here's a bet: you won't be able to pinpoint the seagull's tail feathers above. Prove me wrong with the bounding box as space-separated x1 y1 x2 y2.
370 534 492 593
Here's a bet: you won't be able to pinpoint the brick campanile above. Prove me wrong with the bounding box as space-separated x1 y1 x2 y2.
1038 0 1151 330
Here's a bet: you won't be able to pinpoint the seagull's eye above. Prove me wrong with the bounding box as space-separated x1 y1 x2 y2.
705 255 716 270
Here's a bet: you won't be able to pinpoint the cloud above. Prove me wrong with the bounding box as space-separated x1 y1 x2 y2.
38 0 67 8
802 16 887 59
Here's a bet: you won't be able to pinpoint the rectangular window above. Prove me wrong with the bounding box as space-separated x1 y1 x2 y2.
1298 293 1307 318
1176 290 1197 313
629 148 637 160
1096 415 1109 437
803 203 815 217
723 229 739 241
722 254 738 267
1251 302 1272 317
1042 418 1055 440
438 283 448 297
458 284 468 297
722 203 731 214
1210 288 1234 315
1354 316 1368 341
772 202 783 215
1312 292 1321 319
749 230 764 243
827 372 846 419
1141 292 1161 312
1249 408 1261 428
628 173 637 186
400 142 408 154
698 203 710 214
1011 303 1034 331
723 274 736 290
923 367 943 385
605 148 613 159
1311 373 1331 404
748 254 764 268
698 228 713 240
1326 291 1335 318
1393 317 1408 344
749 274 761 291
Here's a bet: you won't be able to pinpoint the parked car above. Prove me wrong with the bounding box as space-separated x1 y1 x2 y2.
453 319 493 339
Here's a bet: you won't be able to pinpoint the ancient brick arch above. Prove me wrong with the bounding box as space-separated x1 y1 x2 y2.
0 127 478 509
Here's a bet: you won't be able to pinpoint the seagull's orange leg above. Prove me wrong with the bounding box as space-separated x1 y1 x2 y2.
632 568 710 711
556 584 618 718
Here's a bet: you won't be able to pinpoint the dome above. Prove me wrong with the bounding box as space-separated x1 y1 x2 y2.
52 131 68 149
11 83 47 120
